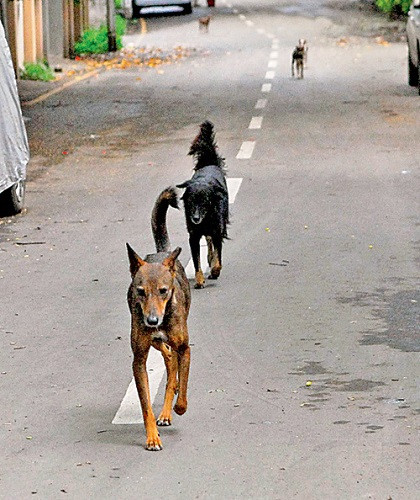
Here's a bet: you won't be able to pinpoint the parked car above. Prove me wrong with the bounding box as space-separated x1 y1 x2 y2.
0 21 29 216
407 0 420 94
122 0 192 18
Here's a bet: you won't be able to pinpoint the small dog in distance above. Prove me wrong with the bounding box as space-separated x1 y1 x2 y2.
199 16 211 33
292 41 305 79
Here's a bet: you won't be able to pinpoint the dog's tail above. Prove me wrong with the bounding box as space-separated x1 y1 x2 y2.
188 121 226 172
151 187 179 253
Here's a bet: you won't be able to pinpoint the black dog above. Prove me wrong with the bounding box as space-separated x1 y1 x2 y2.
177 121 229 289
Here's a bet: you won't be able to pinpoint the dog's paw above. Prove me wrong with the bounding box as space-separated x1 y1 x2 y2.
157 415 172 426
145 434 163 451
173 401 187 416
195 270 205 289
208 265 221 280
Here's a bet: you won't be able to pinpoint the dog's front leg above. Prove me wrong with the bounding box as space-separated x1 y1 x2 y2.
133 350 162 451
174 342 190 416
291 59 295 77
156 342 178 426
208 237 222 279
190 234 205 289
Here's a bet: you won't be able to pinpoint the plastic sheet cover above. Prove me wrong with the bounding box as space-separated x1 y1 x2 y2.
0 21 29 193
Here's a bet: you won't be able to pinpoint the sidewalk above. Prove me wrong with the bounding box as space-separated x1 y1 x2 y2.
17 56 100 106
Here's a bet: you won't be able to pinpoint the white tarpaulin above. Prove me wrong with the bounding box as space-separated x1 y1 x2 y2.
0 20 29 193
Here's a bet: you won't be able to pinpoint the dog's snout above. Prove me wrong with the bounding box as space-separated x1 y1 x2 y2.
145 315 159 327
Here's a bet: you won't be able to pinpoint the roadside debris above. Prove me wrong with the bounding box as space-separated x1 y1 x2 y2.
76 46 194 73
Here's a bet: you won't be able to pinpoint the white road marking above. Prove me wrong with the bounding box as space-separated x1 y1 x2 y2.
227 178 243 203
245 20 254 27
261 83 272 92
270 51 279 59
268 60 278 68
113 178 243 424
236 141 255 159
239 14 246 20
249 116 263 130
255 98 267 109
265 70 275 79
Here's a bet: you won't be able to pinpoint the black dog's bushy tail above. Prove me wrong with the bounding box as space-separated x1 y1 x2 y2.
188 121 226 171
151 187 179 253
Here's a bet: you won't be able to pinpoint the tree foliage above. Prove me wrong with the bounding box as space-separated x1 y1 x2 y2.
376 0 412 15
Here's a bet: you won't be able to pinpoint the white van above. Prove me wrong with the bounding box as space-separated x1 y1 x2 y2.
122 0 192 18
0 21 29 216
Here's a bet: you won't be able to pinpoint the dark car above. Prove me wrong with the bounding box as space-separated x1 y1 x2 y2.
122 0 192 18
0 20 29 216
407 0 420 94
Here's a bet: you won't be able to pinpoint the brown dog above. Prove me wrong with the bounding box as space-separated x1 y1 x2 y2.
126 187 191 451
199 16 211 32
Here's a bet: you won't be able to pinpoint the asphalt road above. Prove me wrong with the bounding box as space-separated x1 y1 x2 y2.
1 0 419 498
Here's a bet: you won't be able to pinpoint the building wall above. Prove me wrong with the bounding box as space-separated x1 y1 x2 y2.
89 0 106 27
47 0 64 56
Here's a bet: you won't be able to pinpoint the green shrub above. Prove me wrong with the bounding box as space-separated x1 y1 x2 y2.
115 0 122 8
74 15 127 55
21 61 55 81
376 0 411 15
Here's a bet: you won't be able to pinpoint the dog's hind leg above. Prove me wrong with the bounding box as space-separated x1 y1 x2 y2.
156 342 178 426
190 234 205 289
291 59 295 77
208 237 222 280
206 236 215 268
174 342 190 416
133 347 162 450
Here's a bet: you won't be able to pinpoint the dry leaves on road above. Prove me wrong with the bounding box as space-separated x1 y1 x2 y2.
77 46 194 72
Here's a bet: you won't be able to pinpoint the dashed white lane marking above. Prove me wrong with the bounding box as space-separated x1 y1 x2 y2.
227 177 243 203
255 98 267 109
236 141 255 159
261 83 272 92
249 116 263 130
265 70 275 79
268 60 278 68
270 51 279 59
113 178 243 424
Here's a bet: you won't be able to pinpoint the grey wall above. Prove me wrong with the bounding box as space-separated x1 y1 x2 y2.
89 0 107 27
47 0 64 56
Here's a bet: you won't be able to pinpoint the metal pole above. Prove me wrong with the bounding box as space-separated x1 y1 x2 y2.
106 0 117 52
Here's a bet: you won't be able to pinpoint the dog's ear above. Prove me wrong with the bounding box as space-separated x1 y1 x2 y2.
126 243 146 277
176 180 192 189
162 246 182 270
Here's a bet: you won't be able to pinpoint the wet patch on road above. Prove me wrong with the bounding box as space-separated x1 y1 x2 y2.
315 378 386 392
289 361 331 375
337 288 420 352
